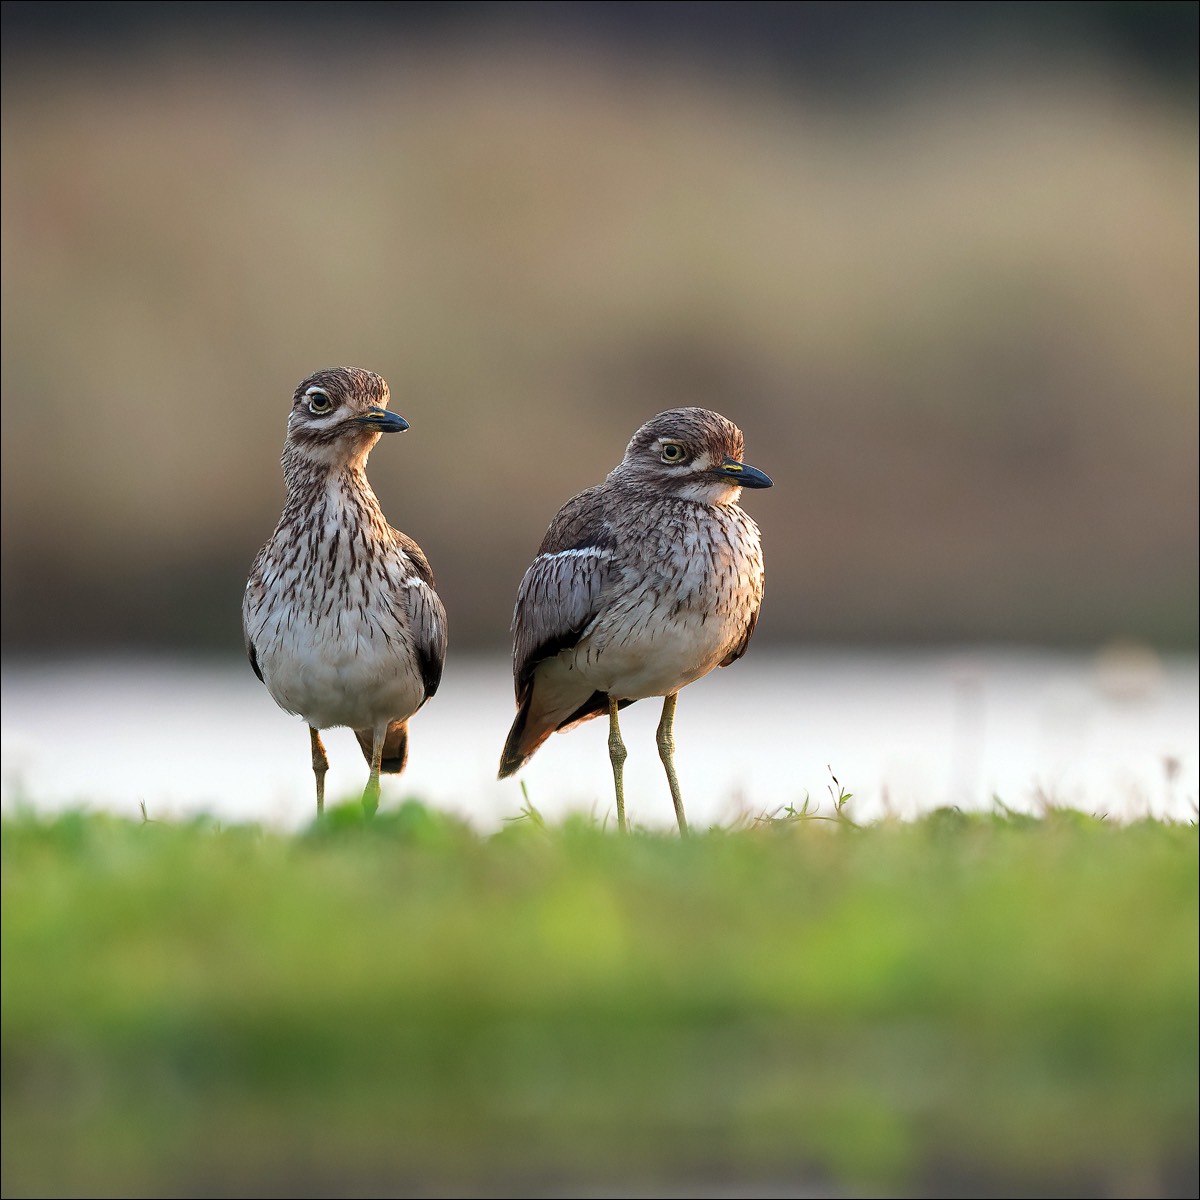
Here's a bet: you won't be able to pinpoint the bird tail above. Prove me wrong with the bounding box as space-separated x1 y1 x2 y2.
356 721 409 775
498 683 625 779
498 688 550 779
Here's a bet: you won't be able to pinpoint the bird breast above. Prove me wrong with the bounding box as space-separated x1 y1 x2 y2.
244 494 427 730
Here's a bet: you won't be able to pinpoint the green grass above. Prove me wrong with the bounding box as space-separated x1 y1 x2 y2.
3 802 1197 1198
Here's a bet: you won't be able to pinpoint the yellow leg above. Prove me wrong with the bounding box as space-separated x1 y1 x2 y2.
657 693 688 837
362 723 385 817
608 696 628 834
309 726 329 816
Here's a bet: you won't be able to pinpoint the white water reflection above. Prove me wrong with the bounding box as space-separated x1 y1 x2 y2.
2 648 1196 832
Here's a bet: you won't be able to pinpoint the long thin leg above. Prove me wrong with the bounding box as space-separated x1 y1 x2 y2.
309 726 329 816
362 722 386 817
657 693 689 837
607 696 628 834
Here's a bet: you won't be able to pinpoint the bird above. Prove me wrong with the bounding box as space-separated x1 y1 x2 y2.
498 407 771 835
242 366 447 817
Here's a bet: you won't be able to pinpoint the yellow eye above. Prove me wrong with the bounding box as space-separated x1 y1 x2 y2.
307 390 333 414
660 442 686 464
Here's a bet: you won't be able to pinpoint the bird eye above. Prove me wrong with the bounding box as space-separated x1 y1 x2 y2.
660 442 686 464
307 389 333 414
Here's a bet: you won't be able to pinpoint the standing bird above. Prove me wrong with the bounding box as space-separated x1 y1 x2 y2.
499 408 771 834
243 367 447 816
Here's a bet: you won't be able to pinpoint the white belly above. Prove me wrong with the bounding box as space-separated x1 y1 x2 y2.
255 610 425 730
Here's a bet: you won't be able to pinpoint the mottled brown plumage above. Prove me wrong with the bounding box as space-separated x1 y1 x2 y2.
243 367 447 815
499 407 771 833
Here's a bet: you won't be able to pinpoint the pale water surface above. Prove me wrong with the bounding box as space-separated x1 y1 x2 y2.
2 648 1196 832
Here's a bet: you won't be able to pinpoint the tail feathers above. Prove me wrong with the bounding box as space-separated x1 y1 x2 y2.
498 689 545 779
498 685 631 779
356 721 409 775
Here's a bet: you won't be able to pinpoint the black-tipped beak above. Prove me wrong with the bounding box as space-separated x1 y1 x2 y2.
719 456 773 489
356 408 409 433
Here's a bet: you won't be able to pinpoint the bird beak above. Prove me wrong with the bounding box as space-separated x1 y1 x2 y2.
355 408 409 433
718 456 773 489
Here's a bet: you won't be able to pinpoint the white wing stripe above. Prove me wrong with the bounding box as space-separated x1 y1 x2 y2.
534 547 612 563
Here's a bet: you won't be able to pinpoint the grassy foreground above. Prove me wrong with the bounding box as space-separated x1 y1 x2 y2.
2 802 1197 1198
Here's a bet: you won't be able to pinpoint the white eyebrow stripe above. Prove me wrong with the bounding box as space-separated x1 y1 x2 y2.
535 548 612 563
305 385 329 397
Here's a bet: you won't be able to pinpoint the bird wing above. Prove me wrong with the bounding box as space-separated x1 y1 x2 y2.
394 531 448 702
242 548 267 683
719 602 760 667
511 487 615 697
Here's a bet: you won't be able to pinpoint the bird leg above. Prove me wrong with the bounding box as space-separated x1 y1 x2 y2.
607 696 628 834
309 726 329 816
656 693 689 837
362 723 386 818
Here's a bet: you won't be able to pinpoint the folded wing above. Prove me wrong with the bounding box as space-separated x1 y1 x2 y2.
500 489 617 777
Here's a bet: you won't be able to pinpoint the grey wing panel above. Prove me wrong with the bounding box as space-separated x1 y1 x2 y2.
404 576 448 701
393 529 437 588
512 547 611 694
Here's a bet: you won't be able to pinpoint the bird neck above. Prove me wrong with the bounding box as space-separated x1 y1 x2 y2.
280 448 382 519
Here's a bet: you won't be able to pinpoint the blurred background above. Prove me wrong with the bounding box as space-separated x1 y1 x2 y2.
1 1 1197 824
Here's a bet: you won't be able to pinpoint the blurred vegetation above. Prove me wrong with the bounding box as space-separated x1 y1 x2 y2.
1 5 1196 654
3 803 1197 1197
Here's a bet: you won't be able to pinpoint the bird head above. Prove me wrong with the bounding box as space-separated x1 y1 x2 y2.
283 366 408 471
610 407 773 505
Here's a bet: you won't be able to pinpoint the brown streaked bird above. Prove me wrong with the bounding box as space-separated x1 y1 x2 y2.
242 367 447 816
499 407 771 834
